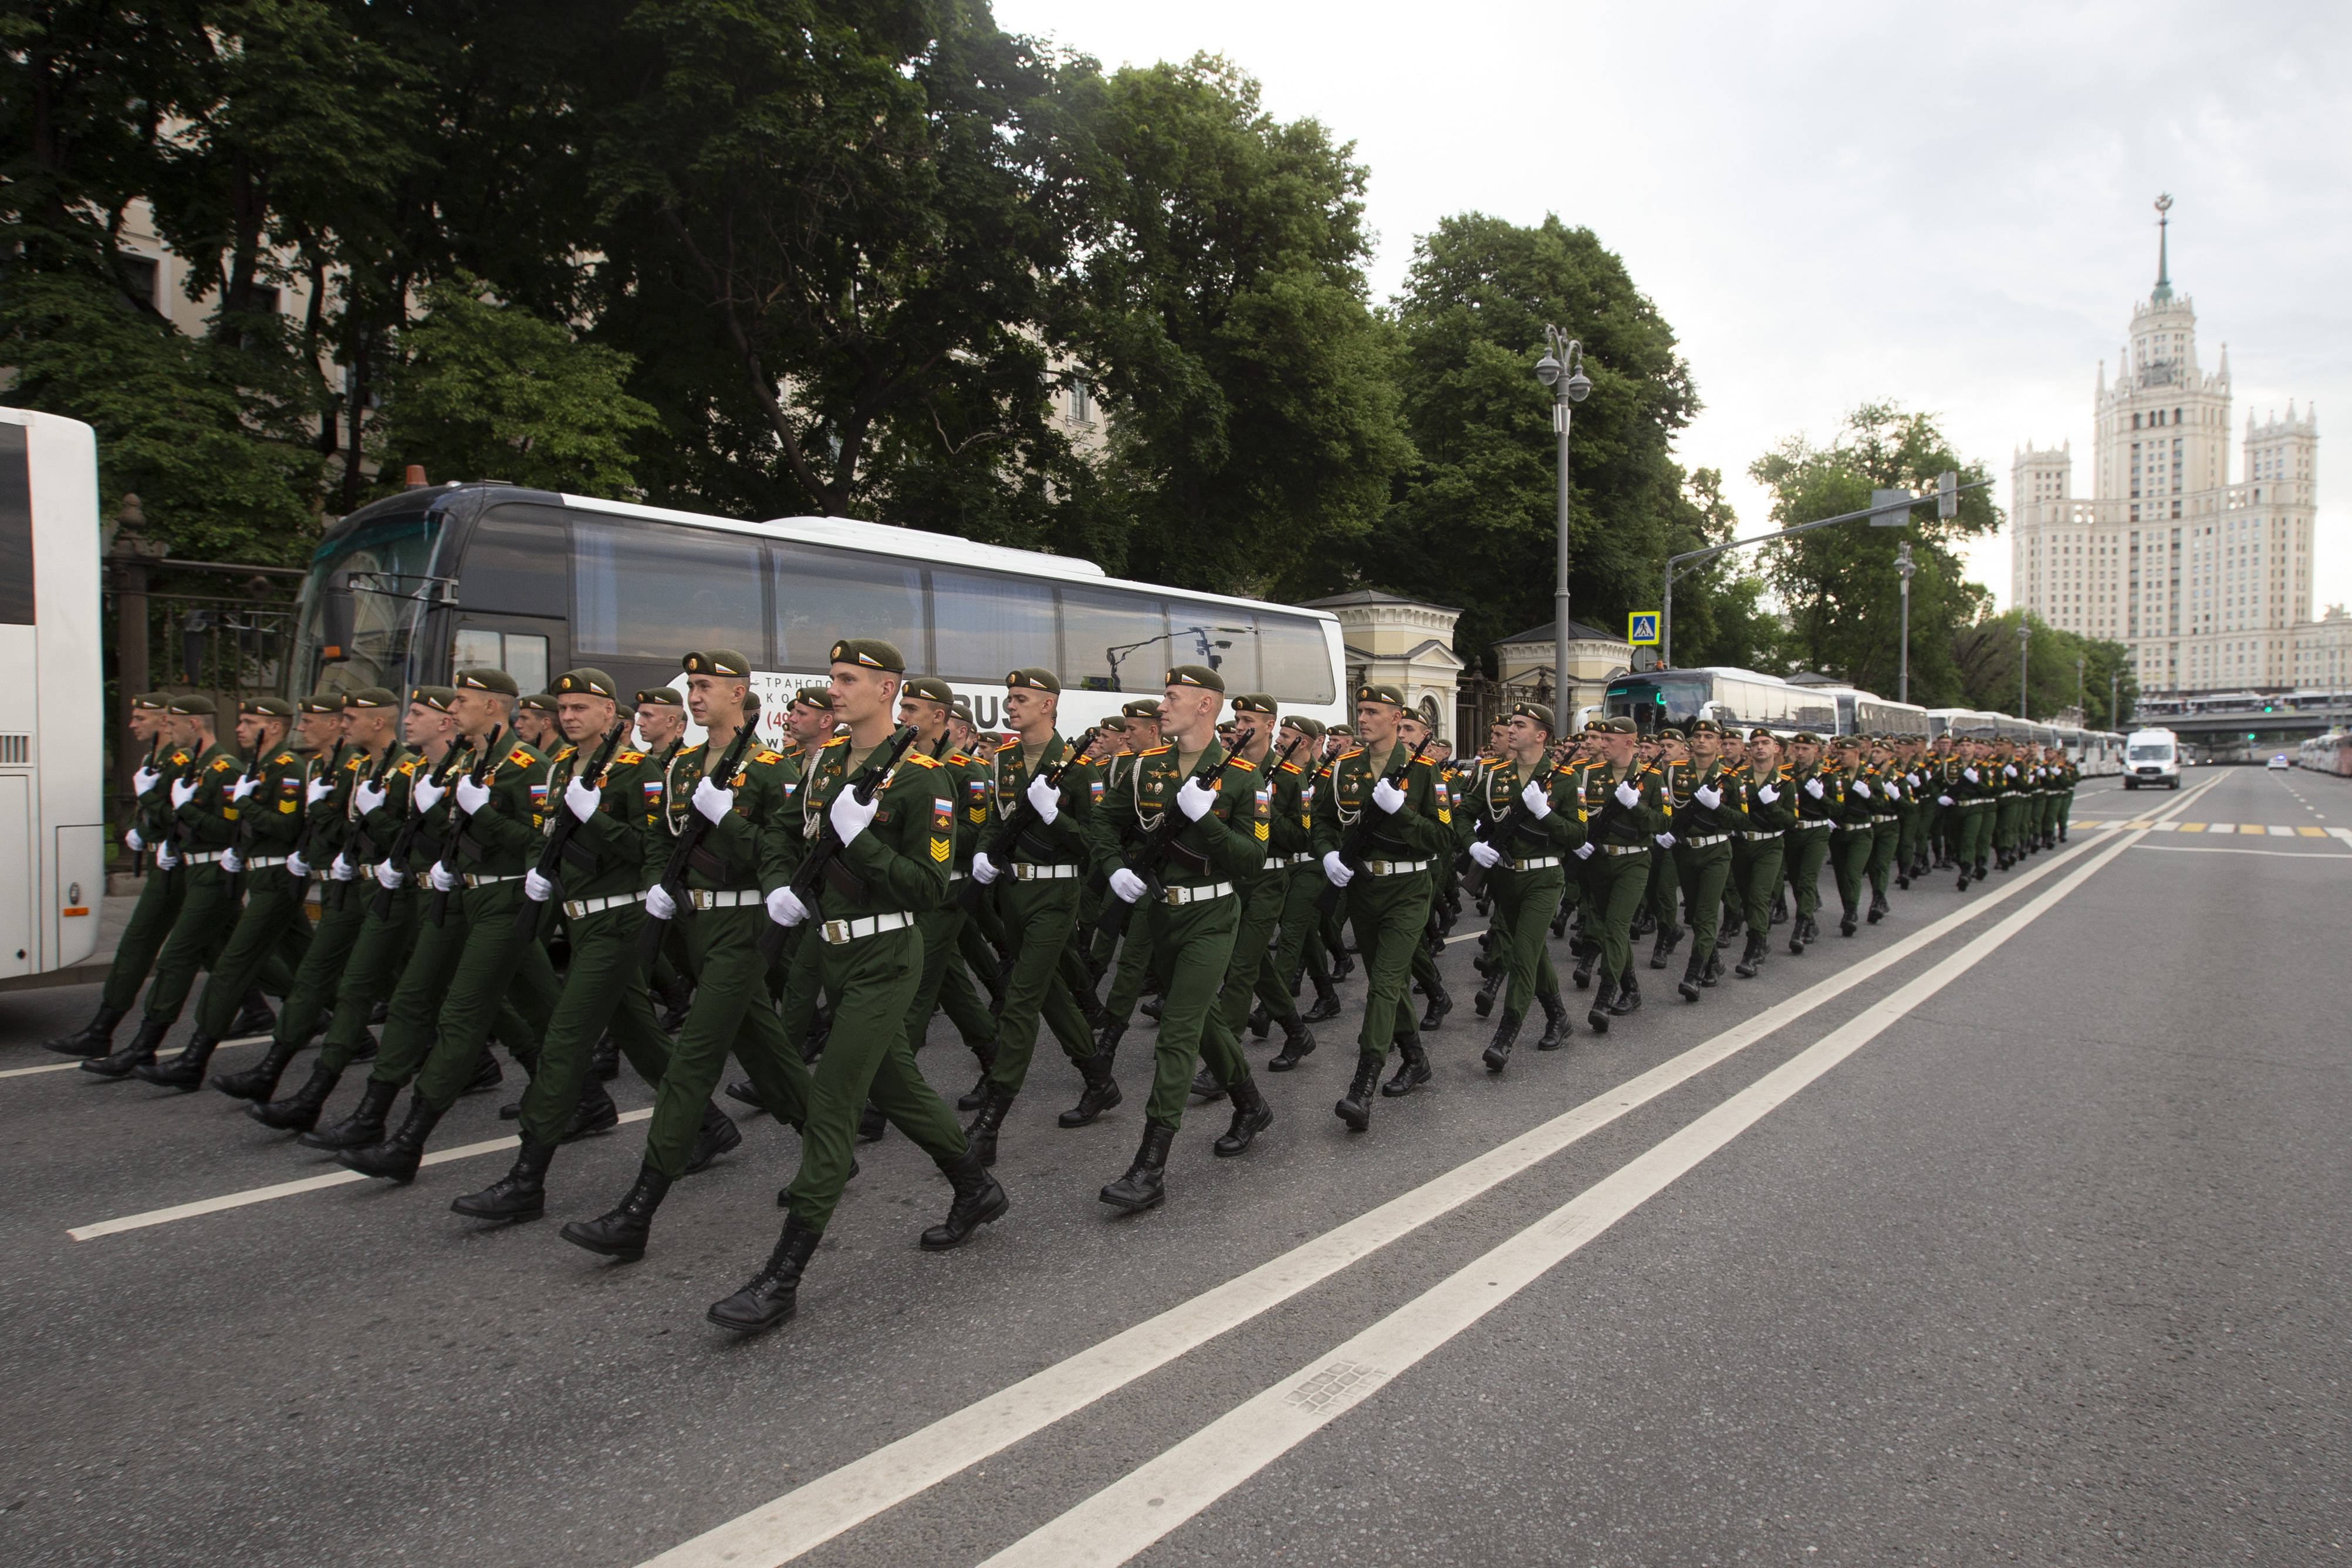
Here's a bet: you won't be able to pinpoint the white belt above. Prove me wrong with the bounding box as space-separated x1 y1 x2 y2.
1012 862 1079 881
184 850 229 865
242 854 290 869
1602 843 1648 857
819 911 915 944
1159 881 1233 905
1360 859 1430 876
1870 814 1897 824
1278 852 1319 867
1739 830 1779 841
562 893 640 918
1507 855 1562 871
682 888 764 910
948 870 965 882
464 871 525 887
1793 819 1834 830
1677 834 1730 849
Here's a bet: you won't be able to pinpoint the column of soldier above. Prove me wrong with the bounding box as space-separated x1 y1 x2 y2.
48 649 2080 1337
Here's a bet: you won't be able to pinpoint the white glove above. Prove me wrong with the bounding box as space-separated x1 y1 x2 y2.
829 782 878 844
286 850 310 878
374 860 404 890
2004 764 2018 779
1321 850 1354 888
971 851 1000 885
220 849 243 874
1371 776 1407 815
155 845 180 870
229 776 259 803
1695 783 1721 809
413 775 447 811
455 775 492 816
133 765 162 797
1468 840 1501 869
644 883 677 921
1654 832 1675 849
124 827 146 853
1853 779 1871 799
1962 768 1979 784
353 778 387 816
1937 795 1954 807
1803 777 1824 800
1109 867 1149 903
1025 771 1062 824
307 775 336 805
171 776 200 809
1574 842 1596 860
330 853 355 881
1613 779 1640 809
1757 785 1779 805
427 863 458 893
1176 776 1216 822
525 868 555 903
565 776 601 822
691 775 734 824
766 886 810 927
1520 779 1552 818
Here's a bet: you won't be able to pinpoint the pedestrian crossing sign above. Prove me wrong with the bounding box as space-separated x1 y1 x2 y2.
1628 612 1660 646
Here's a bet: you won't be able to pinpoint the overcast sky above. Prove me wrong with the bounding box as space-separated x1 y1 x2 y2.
995 0 2351 619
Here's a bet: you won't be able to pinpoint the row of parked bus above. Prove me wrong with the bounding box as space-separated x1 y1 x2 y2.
2296 731 2352 778
2134 690 2352 718
1601 667 2127 775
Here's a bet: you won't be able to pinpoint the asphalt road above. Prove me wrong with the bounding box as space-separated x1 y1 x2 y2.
3 769 2346 1567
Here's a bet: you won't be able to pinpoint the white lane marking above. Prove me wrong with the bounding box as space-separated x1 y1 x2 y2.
2134 844 2352 859
1 1035 271 1082
982 823 2144 1568
635 834 2128 1568
2331 828 2352 847
66 1108 654 1240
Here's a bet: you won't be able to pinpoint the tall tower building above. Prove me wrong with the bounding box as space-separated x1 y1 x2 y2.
2010 197 2321 696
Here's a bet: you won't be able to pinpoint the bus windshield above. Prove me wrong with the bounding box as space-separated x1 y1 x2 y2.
2128 742 2173 761
1606 674 1710 729
291 502 447 697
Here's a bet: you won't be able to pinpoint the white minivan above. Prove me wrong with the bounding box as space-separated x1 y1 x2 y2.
2123 728 2182 789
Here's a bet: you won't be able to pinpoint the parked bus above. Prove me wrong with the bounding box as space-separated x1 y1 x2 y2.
1804 682 1929 738
2298 731 2351 778
289 484 1350 742
1602 667 1839 736
0 407 106 982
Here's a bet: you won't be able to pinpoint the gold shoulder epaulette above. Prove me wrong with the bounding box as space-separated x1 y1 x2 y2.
1140 744 1172 756
1279 760 1303 775
398 758 421 775
506 746 535 766
823 735 850 749
907 752 941 769
752 749 783 765
614 750 645 765
1338 747 1364 761
1226 756 1256 773
273 751 294 765
995 737 1022 752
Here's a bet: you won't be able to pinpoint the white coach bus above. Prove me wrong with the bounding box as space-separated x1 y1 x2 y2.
287 483 1350 741
0 407 106 981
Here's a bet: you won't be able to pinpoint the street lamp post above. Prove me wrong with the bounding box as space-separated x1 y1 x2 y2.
1535 327 1590 711
1895 540 1916 705
2111 668 2120 732
2017 620 2031 719
2076 655 2086 721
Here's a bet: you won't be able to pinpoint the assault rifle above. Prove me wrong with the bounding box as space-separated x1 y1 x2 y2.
1314 738 1430 915
513 718 632 938
634 702 763 967
158 749 207 895
224 738 276 904
425 724 505 928
1094 744 1232 947
1455 759 1560 899
369 742 475 920
757 724 920 964
285 741 350 888
332 742 408 910
957 725 1101 915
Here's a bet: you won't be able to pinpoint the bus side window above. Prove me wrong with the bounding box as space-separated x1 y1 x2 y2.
576 517 766 662
932 568 1054 682
771 541 925 671
1061 587 1168 694
1250 611 1339 705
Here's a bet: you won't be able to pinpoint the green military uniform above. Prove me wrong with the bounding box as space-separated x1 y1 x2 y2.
1567 729 1672 1029
1255 724 1334 1065
1824 744 1878 935
1462 708 1584 1066
1862 746 1902 913
901 722 1000 1074
1949 745 1998 883
1728 741 1793 978
1664 728 1738 998
1782 737 1841 949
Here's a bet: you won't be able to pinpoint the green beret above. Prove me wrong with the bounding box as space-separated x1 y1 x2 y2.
1689 718 1721 735
1510 701 1555 733
241 697 297 719
1657 726 1685 743
344 686 401 711
1748 727 1777 742
827 639 903 674
681 648 753 679
1282 715 1326 739
519 692 560 713
790 685 834 712
1006 666 1059 694
1355 682 1404 708
949 698 975 725
552 668 620 701
903 675 955 706
299 692 346 715
411 685 458 714
1329 722 1353 736
1231 692 1277 716
1834 733 1863 748
168 693 216 717
1791 731 1823 746
1121 699 1161 721
1166 664 1225 692
131 691 172 711
454 666 521 698
634 686 684 709
1098 715 1128 735
1601 716 1637 735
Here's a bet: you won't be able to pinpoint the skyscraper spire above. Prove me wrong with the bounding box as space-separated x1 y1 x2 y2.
2151 193 2174 303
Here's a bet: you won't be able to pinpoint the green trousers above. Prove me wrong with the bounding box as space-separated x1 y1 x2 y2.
1956 802 1993 869
783 924 968 1231
1896 805 1925 874
1784 826 1832 920
2055 789 2074 838
318 886 421 1072
1100 911 1156 1029
902 904 996 1062
1732 836 1785 934
269 887 367 1048
140 866 241 1025
984 877 1097 1100
1671 840 1732 967
1868 820 1898 897
513 903 674 1146
1346 871 1431 1065
1993 793 2022 853
1645 846 1679 930
642 906 812 1179
382 883 565 1110
1829 827 1874 914
1211 872 1289 1056
100 869 185 1012
1270 865 1332 994
192 875 313 1038
1487 864 1564 1015
1584 849 1651 984
1126 891 1250 1127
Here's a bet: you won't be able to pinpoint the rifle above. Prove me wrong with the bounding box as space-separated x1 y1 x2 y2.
1094 743 1233 946
130 732 166 877
425 724 505 928
158 749 206 895
634 705 764 967
1456 759 1560 898
513 718 631 938
1314 738 1431 915
958 725 1101 914
285 741 349 888
225 737 278 904
369 742 476 920
332 741 408 909
756 723 920 964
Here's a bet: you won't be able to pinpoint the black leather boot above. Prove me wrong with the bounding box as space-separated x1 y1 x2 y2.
1381 1034 1431 1097
593 1030 620 1082
1649 923 1681 969
1956 866 1972 891
133 1029 220 1090
1472 968 1501 1019
1733 930 1767 978
956 1065 995 1113
1091 1019 1124 1068
685 1101 742 1173
1247 1002 1272 1040
562 1165 671 1261
1482 1009 1522 1073
82 1016 169 1079
211 1035 300 1102
1535 992 1569 1050
1139 993 1163 1022
299 1077 399 1150
1609 969 1643 1016
251 1062 342 1131
857 1100 888 1143
1418 979 1451 1032
1702 950 1724 986
1788 914 1809 955
561 1079 621 1142
965 1084 1014 1167
1721 907 1745 939
1214 1077 1273 1157
1677 951 1705 1003
1868 891 1890 924
1587 971 1617 1035
1334 1053 1382 1131
229 989 276 1039
1973 861 1988 883
1189 1066 1226 1101
336 1091 445 1180
655 976 694 1033
1300 976 1341 1023
44 1004 125 1058
1099 1120 1176 1211
1331 948 1356 982
1770 890 1789 925
1059 1050 1124 1127
1571 942 1597 991
724 1079 773 1114
921 1150 1010 1250
1268 1012 1317 1072
708 1214 822 1333
1839 904 1858 938
451 1138 559 1221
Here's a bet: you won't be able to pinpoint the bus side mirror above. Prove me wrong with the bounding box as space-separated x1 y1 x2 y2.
321 572 356 661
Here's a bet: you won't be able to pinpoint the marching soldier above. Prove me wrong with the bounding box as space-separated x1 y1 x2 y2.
1782 731 1840 952
1862 735 1902 921
513 691 562 752
1197 692 1312 1114
1666 718 1737 999
1567 717 1671 1031
1825 734 1877 937
1729 728 1792 978
1462 701 1581 1067
891 675 999 1087
1948 734 1997 887
1258 712 1340 1066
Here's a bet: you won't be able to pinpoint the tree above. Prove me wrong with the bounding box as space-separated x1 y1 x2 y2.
1952 610 2138 728
1748 401 1998 704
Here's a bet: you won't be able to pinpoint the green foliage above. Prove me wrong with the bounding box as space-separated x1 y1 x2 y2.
376 277 657 495
1952 609 2139 728
1748 402 1999 704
